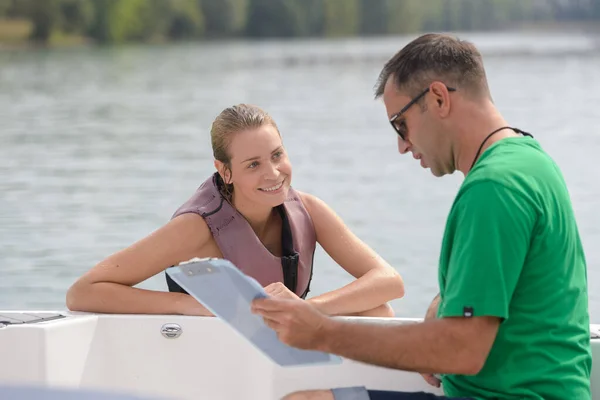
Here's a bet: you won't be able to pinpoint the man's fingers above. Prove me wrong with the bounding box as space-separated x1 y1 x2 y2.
252 297 295 312
421 374 441 388
262 316 282 330
255 308 292 326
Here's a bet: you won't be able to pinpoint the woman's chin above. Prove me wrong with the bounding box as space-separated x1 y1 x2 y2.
256 186 288 207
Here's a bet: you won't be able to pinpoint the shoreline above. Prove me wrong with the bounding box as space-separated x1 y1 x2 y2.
1 21 599 53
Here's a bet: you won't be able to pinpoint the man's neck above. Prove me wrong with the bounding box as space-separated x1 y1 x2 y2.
453 103 518 176
232 193 275 239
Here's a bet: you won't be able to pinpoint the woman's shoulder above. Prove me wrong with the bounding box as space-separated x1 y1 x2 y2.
293 190 330 218
294 190 316 210
166 212 212 248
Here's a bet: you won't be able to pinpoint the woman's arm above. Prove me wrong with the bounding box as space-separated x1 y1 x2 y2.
299 192 404 317
66 213 213 316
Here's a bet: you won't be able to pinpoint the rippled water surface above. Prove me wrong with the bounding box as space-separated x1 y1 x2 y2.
1 31 599 321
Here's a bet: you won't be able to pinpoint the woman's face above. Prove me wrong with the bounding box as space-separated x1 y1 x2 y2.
221 124 292 208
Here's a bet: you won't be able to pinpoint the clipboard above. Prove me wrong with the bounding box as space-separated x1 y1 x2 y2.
166 258 342 367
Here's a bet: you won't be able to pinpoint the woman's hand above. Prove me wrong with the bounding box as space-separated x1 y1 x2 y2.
264 282 300 300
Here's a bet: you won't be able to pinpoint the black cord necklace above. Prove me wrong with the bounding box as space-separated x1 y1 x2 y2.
469 126 533 171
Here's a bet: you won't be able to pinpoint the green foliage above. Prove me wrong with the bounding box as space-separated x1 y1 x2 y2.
12 0 61 42
386 0 427 35
0 0 598 46
245 0 306 37
200 0 248 37
57 0 94 34
87 0 204 44
359 0 388 35
167 0 204 39
0 0 12 16
594 0 600 18
323 0 359 37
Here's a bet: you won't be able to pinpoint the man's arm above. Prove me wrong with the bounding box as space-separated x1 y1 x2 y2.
253 182 532 375
253 294 499 375
420 293 442 387
316 314 499 375
314 182 533 374
425 293 440 321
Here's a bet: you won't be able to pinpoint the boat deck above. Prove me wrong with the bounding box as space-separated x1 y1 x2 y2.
1 312 598 399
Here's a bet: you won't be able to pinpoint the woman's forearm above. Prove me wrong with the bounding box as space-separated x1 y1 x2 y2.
66 281 204 315
307 268 404 316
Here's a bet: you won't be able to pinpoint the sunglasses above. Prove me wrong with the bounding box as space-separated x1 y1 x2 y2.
389 86 456 141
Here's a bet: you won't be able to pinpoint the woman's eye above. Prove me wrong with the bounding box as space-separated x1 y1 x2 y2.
272 151 282 159
248 161 259 169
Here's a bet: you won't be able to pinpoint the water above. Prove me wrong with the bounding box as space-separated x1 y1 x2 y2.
1 31 599 321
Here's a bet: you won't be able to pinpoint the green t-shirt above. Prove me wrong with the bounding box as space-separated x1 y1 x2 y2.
438 137 591 399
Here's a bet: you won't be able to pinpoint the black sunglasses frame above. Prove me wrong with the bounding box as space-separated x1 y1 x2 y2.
389 86 457 141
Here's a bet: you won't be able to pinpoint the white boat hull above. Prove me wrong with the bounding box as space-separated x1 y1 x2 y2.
1 312 598 399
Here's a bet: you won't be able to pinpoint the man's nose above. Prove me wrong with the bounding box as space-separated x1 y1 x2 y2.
397 136 410 154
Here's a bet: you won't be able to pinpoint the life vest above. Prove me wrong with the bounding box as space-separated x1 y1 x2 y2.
165 173 316 298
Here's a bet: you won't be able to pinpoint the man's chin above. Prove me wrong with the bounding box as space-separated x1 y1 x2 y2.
428 166 444 178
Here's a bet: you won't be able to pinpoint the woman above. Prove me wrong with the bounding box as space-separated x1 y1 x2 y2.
66 104 404 317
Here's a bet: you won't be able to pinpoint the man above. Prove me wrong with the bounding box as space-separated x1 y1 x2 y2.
251 33 592 400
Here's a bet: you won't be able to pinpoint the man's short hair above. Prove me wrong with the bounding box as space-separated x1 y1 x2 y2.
374 33 490 100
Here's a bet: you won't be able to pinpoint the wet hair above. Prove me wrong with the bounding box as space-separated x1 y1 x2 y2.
210 104 281 200
374 33 491 101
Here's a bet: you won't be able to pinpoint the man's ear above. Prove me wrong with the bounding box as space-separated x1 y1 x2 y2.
430 81 451 118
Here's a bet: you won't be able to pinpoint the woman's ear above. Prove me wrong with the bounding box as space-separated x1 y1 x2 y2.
214 160 231 184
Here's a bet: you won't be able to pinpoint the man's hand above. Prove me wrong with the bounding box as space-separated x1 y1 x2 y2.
251 296 332 350
264 282 301 300
421 373 441 388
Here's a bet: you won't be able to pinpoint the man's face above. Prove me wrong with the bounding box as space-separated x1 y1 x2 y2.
382 77 450 177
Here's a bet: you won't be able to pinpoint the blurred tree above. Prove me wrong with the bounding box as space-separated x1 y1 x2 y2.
301 0 325 36
200 0 248 37
420 0 444 31
593 0 600 18
459 0 476 31
387 0 427 34
0 0 12 17
88 0 203 43
1 0 598 46
323 0 359 37
245 0 304 37
359 0 388 35
57 0 95 34
102 0 146 42
13 0 60 42
167 0 204 39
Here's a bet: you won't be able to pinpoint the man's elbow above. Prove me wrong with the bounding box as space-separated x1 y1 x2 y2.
455 342 491 375
460 356 486 375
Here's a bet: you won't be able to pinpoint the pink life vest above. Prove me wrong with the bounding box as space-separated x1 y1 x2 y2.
165 173 316 298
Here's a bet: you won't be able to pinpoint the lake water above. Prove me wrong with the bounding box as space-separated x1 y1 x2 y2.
1 31 599 321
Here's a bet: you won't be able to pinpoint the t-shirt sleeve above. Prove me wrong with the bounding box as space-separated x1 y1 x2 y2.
438 181 536 320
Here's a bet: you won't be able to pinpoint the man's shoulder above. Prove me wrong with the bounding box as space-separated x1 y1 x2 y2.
460 138 567 205
472 137 555 177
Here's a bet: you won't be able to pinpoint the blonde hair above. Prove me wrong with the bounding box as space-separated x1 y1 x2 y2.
210 104 281 199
